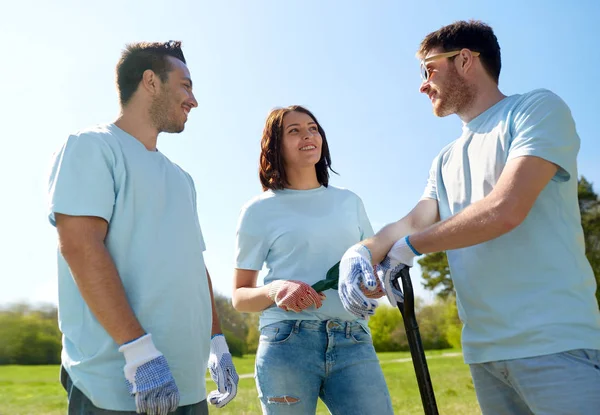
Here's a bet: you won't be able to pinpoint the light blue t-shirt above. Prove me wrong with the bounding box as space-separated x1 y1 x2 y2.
47 124 212 410
422 89 600 364
235 186 374 329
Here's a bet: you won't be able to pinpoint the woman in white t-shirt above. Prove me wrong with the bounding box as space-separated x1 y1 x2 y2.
232 105 394 415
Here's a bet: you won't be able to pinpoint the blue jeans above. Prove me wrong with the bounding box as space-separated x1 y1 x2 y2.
255 319 393 415
60 366 208 415
470 349 600 415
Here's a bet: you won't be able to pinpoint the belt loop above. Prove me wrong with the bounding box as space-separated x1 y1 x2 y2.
294 320 301 333
346 322 351 338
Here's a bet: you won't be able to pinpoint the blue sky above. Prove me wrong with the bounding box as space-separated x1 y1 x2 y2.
1 0 599 306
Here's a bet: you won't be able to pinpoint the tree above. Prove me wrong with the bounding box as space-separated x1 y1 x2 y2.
213 292 249 356
418 176 600 308
418 252 453 299
578 177 600 306
368 305 406 352
0 303 62 365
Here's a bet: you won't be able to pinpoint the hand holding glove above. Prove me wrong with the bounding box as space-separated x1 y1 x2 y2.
377 236 420 305
268 280 325 312
338 244 380 320
207 334 239 408
119 333 179 415
361 267 386 299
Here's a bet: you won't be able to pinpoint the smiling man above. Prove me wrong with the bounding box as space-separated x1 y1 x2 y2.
47 41 238 415
338 20 600 414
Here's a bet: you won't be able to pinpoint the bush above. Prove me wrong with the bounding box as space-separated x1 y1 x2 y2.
0 305 62 365
443 297 462 349
222 329 246 357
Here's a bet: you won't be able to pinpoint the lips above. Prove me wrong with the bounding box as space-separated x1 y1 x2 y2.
300 145 317 151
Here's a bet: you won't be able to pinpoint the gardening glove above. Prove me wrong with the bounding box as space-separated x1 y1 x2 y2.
377 236 420 305
268 280 325 312
361 266 386 299
338 244 379 320
207 334 239 408
119 333 179 415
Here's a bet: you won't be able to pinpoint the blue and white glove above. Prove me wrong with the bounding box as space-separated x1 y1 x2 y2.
119 333 179 415
377 236 420 306
338 244 380 320
207 334 239 408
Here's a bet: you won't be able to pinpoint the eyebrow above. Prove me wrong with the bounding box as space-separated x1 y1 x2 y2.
183 77 193 87
285 122 317 129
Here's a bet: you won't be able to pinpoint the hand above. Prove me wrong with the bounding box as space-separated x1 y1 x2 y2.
360 266 386 299
377 236 418 305
207 334 239 408
119 333 179 415
338 244 379 320
268 280 325 312
376 256 406 306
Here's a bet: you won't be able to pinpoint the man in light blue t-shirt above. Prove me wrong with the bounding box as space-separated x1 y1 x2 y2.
339 21 600 414
48 41 238 415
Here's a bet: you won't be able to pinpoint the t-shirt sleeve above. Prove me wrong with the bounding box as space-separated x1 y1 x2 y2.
234 204 269 270
508 90 579 182
47 134 116 226
420 155 439 201
356 196 374 239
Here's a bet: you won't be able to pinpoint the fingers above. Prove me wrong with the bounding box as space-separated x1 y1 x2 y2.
135 388 179 415
339 281 378 319
380 266 405 305
361 262 379 291
361 282 385 299
307 287 323 309
208 373 238 408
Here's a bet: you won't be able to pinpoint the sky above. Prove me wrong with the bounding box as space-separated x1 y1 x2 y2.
1 0 599 307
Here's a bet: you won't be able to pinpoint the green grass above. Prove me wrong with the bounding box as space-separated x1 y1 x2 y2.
0 350 481 414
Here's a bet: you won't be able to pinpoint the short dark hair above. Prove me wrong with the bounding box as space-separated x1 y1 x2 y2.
259 105 336 191
417 20 501 83
116 40 186 105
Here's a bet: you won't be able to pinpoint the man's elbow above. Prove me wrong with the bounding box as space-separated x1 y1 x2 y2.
58 237 84 260
231 291 243 312
496 203 528 234
58 236 104 266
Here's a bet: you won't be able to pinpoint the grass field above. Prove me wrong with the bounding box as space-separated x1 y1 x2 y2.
0 349 482 415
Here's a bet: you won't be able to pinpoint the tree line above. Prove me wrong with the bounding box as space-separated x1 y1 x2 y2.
1 177 598 364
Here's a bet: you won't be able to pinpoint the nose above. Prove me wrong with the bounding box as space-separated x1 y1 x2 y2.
189 92 198 108
419 80 430 94
303 129 315 140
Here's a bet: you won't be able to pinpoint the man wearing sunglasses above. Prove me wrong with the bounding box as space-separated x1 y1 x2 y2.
338 20 600 414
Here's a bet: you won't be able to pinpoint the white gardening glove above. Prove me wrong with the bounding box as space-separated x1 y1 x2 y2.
119 333 179 415
377 236 420 305
338 244 380 320
207 334 239 408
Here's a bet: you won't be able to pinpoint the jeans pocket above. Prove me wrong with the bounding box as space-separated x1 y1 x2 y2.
558 349 600 373
350 324 372 343
259 322 295 344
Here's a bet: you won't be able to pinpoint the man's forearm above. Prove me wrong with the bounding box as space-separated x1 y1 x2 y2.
409 197 514 254
362 217 417 264
61 242 144 345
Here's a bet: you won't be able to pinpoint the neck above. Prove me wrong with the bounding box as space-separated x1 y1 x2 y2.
285 166 321 190
114 103 159 151
458 82 506 124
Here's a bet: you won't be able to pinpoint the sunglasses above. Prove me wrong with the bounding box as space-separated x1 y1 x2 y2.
420 50 480 82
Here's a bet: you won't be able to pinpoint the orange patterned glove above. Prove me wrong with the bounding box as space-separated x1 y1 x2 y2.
268 280 325 312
